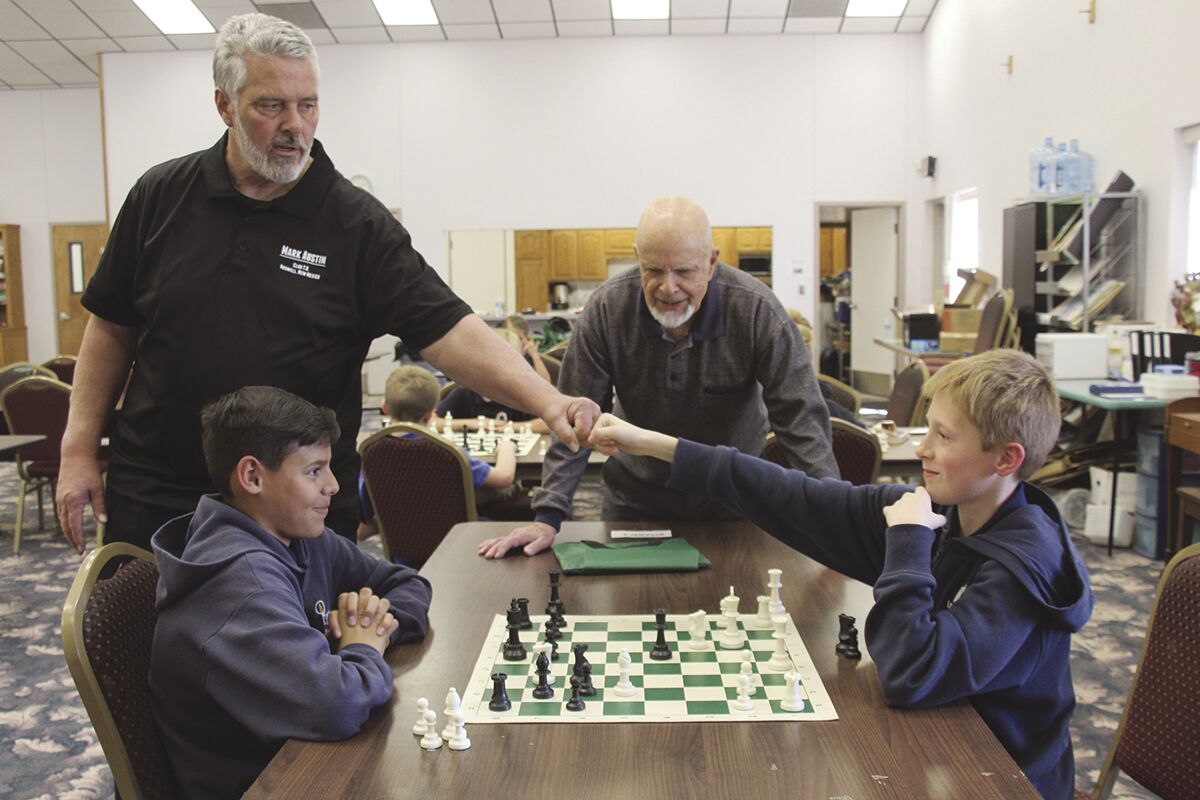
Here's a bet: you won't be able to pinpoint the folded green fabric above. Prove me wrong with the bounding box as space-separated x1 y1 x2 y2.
552 538 711 574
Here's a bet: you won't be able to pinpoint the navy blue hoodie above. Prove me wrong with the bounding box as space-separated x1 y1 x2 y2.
149 495 432 799
669 440 1094 800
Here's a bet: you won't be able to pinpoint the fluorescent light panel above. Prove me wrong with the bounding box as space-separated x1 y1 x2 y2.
130 0 214 34
372 0 439 26
611 0 669 21
845 0 907 17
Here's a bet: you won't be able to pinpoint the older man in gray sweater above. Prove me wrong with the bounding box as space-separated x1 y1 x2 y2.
480 196 838 559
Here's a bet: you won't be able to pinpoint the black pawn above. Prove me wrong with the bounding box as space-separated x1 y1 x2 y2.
488 672 512 711
548 599 566 628
548 636 559 661
565 676 586 711
462 427 469 449
516 597 533 629
531 652 554 699
578 662 596 697
835 613 856 657
544 617 561 643
503 609 527 661
650 608 671 661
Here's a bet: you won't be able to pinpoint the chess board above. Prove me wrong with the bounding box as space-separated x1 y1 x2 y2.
437 429 541 458
461 613 837 723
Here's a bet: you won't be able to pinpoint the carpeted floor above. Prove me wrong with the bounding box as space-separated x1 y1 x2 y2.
0 464 1163 799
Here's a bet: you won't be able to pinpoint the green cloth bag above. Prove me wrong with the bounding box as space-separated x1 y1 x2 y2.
552 538 711 574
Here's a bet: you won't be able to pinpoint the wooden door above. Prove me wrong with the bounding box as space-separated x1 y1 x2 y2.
52 223 107 355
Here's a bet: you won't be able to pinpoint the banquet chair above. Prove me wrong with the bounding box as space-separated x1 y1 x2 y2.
829 418 882 485
62 543 181 800
921 290 1014 374
817 374 862 416
0 361 54 437
1077 543 1200 800
885 360 931 427
42 354 78 384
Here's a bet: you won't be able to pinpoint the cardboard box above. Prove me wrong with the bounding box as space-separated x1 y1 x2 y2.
942 307 982 333
1089 466 1138 506
1085 503 1135 548
939 332 977 352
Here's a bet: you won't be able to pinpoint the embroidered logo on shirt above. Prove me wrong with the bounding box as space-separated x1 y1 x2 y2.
315 599 330 633
279 244 327 281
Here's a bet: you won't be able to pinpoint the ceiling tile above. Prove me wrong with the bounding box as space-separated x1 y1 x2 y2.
113 34 175 51
253 2 328 28
787 0 846 16
432 0 494 24
0 41 54 86
312 0 380 27
386 25 445 41
493 0 553 23
613 19 668 35
551 0 609 22
9 39 97 82
14 0 105 38
167 32 219 49
671 0 728 19
728 16 781 32
0 0 50 39
728 0 787 18
556 18 610 35
904 0 937 15
86 10 161 37
896 14 925 32
444 22 500 39
304 27 335 43
672 17 726 33
73 0 136 11
783 15 839 31
61 37 119 70
329 25 389 42
196 2 258 28
500 21 557 38
840 16 897 32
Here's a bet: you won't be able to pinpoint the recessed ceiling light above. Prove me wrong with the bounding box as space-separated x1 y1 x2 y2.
845 0 908 17
372 0 439 26
611 0 669 21
130 0 214 35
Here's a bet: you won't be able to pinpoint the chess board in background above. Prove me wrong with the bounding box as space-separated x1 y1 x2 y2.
438 429 541 458
460 613 836 724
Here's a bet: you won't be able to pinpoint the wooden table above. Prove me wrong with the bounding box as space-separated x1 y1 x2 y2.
0 434 46 454
878 426 923 481
247 521 1038 799
1165 398 1200 560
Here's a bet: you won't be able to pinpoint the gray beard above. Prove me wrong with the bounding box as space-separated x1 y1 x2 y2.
648 302 696 331
232 115 308 185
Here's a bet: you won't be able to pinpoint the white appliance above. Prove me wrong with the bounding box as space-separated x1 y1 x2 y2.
1035 333 1109 379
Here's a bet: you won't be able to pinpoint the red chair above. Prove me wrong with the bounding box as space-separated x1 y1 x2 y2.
42 355 78 385
765 421 881 485
885 360 931 427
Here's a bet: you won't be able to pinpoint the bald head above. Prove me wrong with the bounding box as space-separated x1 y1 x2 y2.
634 196 719 339
636 196 713 256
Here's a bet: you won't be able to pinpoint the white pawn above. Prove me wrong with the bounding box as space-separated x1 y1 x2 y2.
442 687 461 740
419 709 442 750
740 651 757 696
503 420 515 436
781 671 806 712
412 697 430 736
488 417 496 435
538 439 548 456
686 610 708 650
448 710 471 750
732 672 754 712
443 411 454 436
613 649 637 698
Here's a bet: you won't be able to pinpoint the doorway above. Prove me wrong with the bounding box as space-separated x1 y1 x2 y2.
52 223 107 355
814 203 905 397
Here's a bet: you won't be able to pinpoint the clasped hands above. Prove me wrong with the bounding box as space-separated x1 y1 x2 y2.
328 587 399 656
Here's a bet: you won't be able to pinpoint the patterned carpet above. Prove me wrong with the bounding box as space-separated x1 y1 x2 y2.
0 465 1163 799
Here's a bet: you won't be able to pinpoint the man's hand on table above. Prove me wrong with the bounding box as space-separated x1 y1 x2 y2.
478 522 556 559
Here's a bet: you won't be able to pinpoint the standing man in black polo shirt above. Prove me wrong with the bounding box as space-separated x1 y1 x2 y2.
56 13 599 553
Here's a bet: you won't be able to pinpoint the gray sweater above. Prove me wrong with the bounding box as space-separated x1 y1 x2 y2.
534 264 837 526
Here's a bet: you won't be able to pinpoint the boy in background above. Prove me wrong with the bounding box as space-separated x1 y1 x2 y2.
435 328 551 433
150 386 431 799
587 349 1093 800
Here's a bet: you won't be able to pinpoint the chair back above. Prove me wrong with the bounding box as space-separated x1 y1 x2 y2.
886 361 931 427
359 422 476 565
0 376 71 464
763 432 788 468
438 381 458 402
61 543 181 800
817 374 862 415
830 418 882 485
42 355 78 384
0 362 54 435
972 289 1013 354
1090 543 1200 799
541 355 562 386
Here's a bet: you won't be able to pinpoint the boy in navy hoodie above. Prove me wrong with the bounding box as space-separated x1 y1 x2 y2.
149 386 432 800
587 349 1093 800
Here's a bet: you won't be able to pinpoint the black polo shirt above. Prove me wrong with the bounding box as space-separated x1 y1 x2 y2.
83 134 471 518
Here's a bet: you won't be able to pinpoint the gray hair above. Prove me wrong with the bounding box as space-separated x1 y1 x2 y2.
213 13 319 102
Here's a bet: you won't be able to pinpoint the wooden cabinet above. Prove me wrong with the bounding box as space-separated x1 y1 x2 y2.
712 227 738 268
820 225 849 277
577 230 606 280
604 229 637 258
736 226 772 253
515 230 548 260
0 225 28 364
549 230 578 280
515 230 549 312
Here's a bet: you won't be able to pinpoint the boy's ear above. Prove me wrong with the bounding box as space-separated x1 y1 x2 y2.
420 410 434 426
994 442 1026 478
233 455 267 496
379 398 389 416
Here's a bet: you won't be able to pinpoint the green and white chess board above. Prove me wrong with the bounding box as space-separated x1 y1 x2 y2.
437 429 541 458
461 613 837 723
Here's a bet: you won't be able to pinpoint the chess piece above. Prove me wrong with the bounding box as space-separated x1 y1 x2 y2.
488 672 512 712
547 599 566 629
719 588 743 649
613 649 637 698
836 613 860 658
503 608 527 661
754 595 772 629
767 618 792 671
412 697 430 736
419 709 442 750
531 650 554 699
686 609 708 650
546 570 566 616
565 676 586 711
780 671 806 712
441 687 461 740
447 710 471 751
740 651 757 696
572 643 591 679
442 411 453 436
516 597 532 629
650 608 672 660
767 568 785 616
579 662 596 696
544 616 561 643
732 672 754 712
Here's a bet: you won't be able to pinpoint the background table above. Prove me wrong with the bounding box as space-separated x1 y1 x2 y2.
247 520 1038 799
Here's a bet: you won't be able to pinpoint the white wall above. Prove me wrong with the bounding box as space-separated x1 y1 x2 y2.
100 34 927 335
923 0 1200 327
0 89 106 361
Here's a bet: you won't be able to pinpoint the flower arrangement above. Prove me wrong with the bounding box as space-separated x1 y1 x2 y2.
1171 273 1200 333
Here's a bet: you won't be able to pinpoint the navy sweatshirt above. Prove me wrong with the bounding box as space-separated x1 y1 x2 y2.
149 495 432 799
669 440 1094 800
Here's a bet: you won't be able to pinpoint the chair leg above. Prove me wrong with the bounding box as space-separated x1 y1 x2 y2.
36 481 45 531
14 478 28 555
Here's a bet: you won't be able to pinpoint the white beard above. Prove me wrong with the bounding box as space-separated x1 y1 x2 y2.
232 113 308 184
648 302 697 331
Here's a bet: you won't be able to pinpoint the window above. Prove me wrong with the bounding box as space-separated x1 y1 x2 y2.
946 188 979 300
1188 138 1200 276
